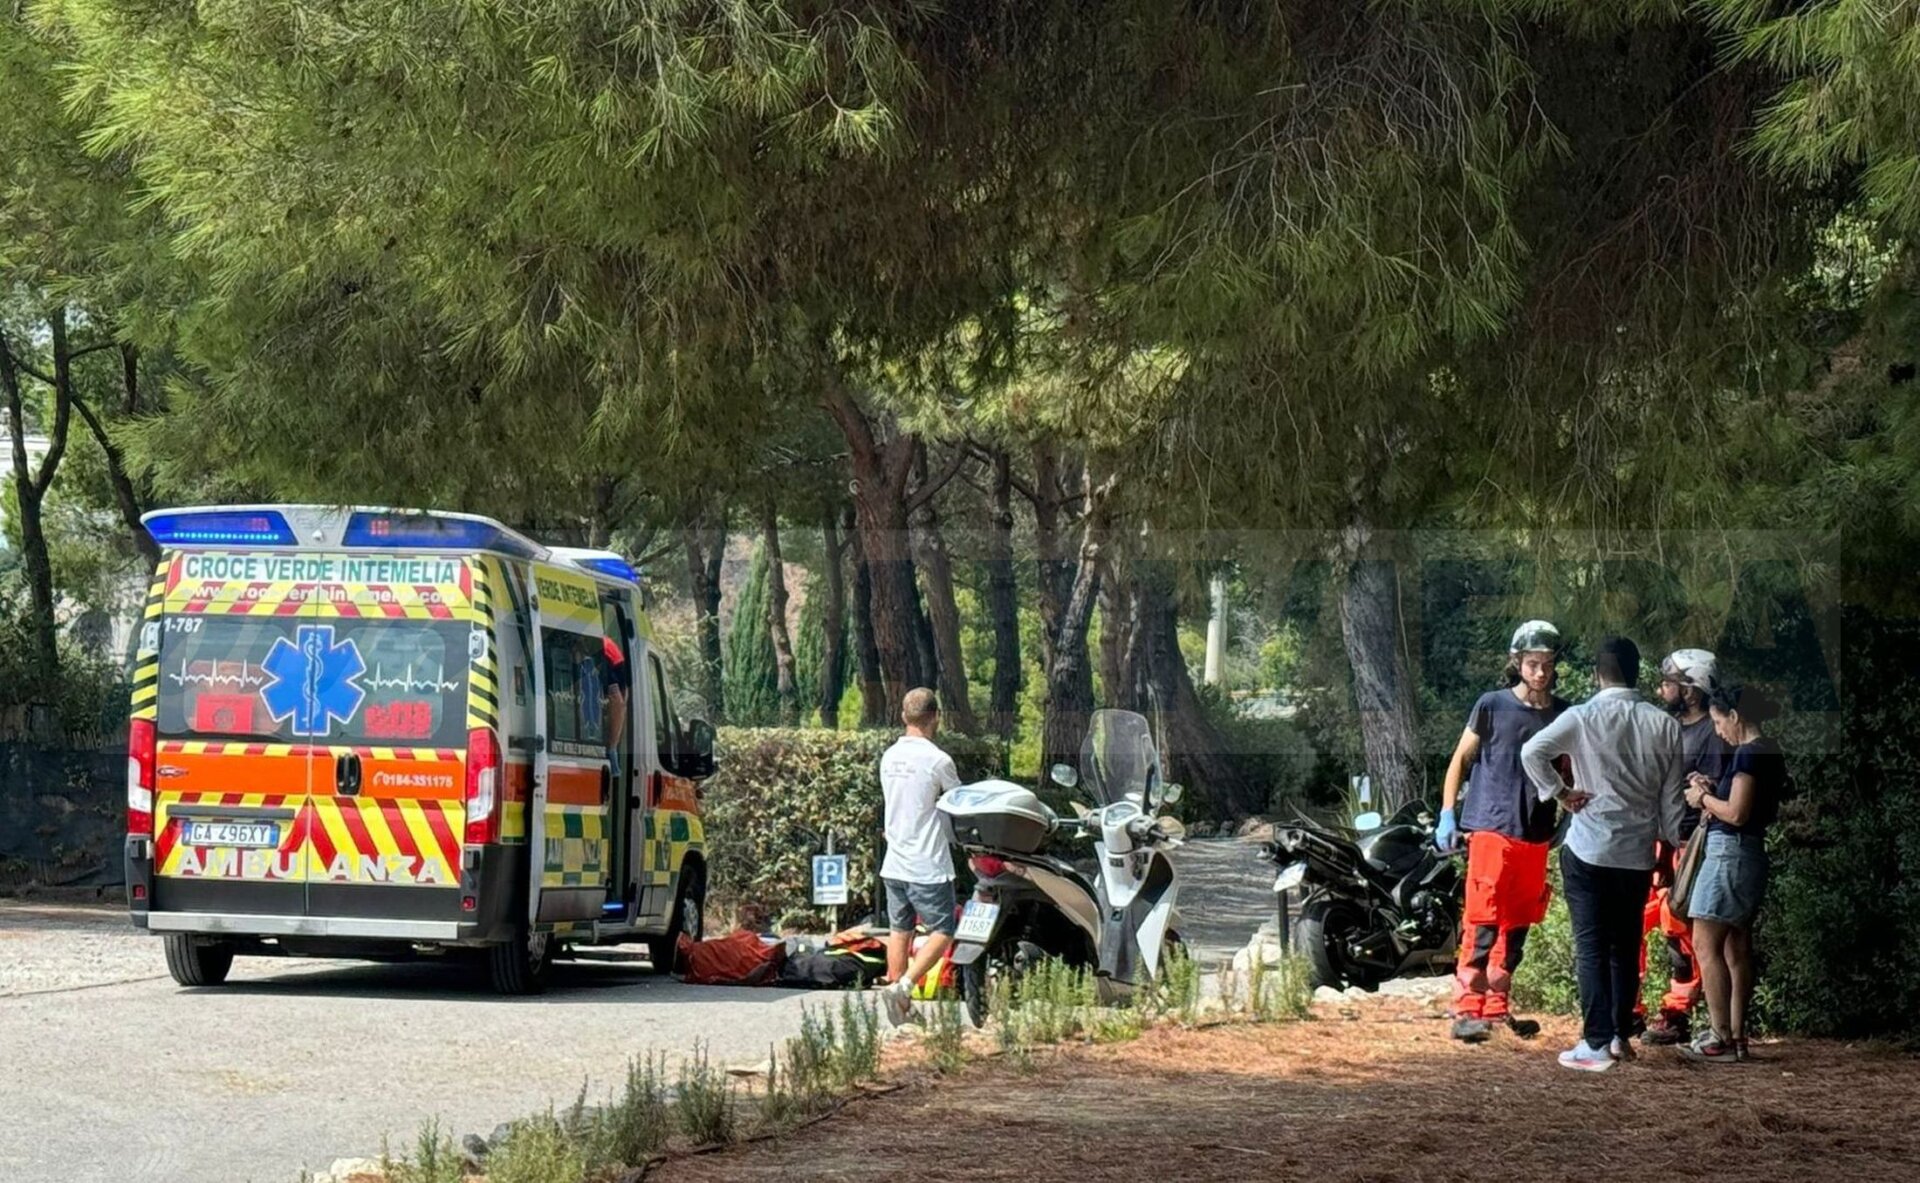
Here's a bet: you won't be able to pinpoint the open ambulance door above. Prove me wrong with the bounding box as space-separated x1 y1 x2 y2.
527 564 616 924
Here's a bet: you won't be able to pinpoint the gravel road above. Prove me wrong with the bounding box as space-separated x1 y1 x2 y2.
0 905 821 1183
1 839 1272 1183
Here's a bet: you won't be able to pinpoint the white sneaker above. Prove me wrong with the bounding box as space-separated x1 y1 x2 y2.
1558 1041 1616 1073
1609 1036 1637 1062
882 983 913 1027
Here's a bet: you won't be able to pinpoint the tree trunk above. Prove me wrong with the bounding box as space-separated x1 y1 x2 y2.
586 477 618 549
821 378 921 719
681 503 727 722
1038 460 1112 777
69 345 159 571
909 577 940 693
1030 441 1077 671
1335 523 1420 815
1 316 74 685
984 451 1022 740
816 509 850 729
761 504 800 726
908 457 978 732
847 520 888 727
1134 566 1262 818
1097 563 1135 706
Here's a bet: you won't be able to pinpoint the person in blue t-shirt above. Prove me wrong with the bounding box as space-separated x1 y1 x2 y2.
1681 683 1788 1065
1438 620 1578 1042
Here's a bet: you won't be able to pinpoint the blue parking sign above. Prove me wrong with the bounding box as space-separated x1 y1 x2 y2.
812 854 849 906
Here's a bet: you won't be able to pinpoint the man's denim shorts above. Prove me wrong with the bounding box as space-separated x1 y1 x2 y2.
883 877 957 935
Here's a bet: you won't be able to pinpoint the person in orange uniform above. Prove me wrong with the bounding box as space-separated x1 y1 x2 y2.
1437 621 1578 1042
1636 648 1730 1045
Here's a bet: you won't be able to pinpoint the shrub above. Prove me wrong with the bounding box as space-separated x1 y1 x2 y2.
593 1053 671 1167
925 1000 970 1072
485 1114 585 1183
383 1121 462 1183
674 1043 736 1147
703 727 1004 917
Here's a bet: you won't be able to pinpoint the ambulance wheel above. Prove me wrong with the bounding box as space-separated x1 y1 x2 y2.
647 866 705 975
488 928 553 995
164 935 233 987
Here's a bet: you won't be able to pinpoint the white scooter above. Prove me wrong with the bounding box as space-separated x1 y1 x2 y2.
938 709 1186 1025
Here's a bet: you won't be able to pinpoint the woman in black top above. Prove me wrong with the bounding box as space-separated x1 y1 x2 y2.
1681 684 1788 1064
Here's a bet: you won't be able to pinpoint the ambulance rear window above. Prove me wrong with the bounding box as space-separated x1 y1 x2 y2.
155 615 477 748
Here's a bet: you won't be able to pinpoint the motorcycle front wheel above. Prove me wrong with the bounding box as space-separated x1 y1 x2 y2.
1297 899 1386 992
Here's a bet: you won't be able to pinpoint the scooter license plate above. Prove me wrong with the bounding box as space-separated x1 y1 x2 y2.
954 900 1000 943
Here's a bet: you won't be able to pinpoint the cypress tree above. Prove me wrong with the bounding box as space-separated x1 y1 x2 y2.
723 543 780 727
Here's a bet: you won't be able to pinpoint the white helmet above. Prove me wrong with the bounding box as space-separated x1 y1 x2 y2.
1509 620 1562 656
1660 648 1719 696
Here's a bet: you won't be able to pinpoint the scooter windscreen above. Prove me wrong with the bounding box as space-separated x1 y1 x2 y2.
1081 709 1161 808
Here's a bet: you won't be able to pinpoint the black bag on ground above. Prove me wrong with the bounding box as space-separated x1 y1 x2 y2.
776 945 886 989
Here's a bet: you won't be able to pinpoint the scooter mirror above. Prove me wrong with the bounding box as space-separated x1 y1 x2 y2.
1049 763 1080 789
1352 810 1384 832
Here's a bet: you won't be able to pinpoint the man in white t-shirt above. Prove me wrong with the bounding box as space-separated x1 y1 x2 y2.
877 687 961 1025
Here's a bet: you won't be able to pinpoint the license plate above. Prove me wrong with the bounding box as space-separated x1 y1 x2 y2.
954 900 1000 943
182 821 280 849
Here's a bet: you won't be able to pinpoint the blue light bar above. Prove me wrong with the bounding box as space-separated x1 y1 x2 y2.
145 510 298 547
578 556 638 583
341 512 540 558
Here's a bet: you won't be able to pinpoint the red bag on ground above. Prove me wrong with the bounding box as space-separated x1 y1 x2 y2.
675 929 787 986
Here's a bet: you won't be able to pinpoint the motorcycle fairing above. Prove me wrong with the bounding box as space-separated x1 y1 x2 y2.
1096 849 1177 986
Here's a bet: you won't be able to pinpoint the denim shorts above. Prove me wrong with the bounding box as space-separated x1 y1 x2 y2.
883 877 957 936
1689 830 1769 927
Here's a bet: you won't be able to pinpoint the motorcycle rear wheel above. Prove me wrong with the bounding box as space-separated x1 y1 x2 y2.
960 933 1038 1028
1297 900 1385 992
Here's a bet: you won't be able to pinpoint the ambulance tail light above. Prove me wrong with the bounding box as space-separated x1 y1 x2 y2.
127 717 156 838
464 727 501 845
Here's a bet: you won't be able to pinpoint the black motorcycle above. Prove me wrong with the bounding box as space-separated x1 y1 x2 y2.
1260 802 1460 991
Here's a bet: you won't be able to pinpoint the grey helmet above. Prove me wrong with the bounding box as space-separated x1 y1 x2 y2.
1660 648 1719 696
1509 619 1562 656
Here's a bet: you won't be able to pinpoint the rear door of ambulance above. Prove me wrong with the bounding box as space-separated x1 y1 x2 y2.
148 552 318 923
149 551 483 931
302 553 482 928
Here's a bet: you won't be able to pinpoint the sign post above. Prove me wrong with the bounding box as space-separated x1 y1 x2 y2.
812 832 849 934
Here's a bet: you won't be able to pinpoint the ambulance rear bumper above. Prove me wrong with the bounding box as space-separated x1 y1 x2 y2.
145 912 472 942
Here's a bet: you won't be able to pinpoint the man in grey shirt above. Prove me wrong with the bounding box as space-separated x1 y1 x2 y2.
1521 636 1687 1072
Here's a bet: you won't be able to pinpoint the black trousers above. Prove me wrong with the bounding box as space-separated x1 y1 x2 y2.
1560 848 1654 1048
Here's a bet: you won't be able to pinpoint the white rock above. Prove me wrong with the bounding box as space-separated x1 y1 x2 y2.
1312 985 1346 1004
313 1158 384 1183
1230 937 1286 974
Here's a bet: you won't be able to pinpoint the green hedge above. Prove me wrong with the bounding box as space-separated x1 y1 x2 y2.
700 727 1005 922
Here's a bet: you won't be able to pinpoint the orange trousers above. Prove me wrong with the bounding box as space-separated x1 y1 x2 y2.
1635 853 1701 1017
1453 831 1552 1020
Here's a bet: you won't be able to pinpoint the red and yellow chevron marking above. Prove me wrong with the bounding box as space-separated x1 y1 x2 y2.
153 747 468 887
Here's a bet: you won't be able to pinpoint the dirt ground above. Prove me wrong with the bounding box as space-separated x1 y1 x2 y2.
654 1000 1920 1183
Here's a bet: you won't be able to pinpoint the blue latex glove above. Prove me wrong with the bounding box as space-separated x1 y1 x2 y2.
1435 807 1460 854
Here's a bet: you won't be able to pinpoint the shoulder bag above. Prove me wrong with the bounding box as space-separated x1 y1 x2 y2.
1667 814 1709 923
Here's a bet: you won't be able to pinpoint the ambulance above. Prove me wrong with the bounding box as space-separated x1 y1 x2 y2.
123 505 716 993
